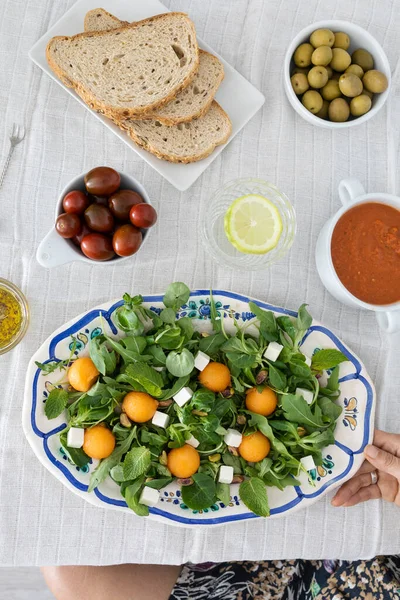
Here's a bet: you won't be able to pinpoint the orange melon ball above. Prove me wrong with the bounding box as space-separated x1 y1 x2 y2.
239 431 271 463
167 444 201 478
83 425 116 459
68 357 99 392
245 386 277 416
122 391 158 423
198 362 231 392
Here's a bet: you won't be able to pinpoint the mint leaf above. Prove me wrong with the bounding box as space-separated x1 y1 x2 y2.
318 396 342 421
123 447 151 480
311 349 347 372
281 394 327 430
123 362 164 397
239 477 270 517
181 473 216 511
44 388 68 419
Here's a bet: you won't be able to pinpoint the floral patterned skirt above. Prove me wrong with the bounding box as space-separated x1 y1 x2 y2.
169 557 400 600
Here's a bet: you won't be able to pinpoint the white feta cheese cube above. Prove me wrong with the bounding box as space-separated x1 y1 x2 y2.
186 435 200 448
194 350 210 371
66 427 84 449
153 366 165 372
151 410 170 429
173 386 193 407
295 387 314 405
139 486 159 507
300 455 316 472
218 465 234 484
223 428 243 448
263 342 284 362
304 355 312 367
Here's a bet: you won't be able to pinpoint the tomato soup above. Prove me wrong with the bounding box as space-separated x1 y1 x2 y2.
331 202 400 305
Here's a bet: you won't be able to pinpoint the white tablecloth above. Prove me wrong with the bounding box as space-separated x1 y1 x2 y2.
1 0 400 566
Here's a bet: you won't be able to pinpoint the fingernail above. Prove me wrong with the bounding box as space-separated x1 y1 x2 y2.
365 444 378 458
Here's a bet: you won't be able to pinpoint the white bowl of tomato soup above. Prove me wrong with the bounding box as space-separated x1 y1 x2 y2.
316 177 400 333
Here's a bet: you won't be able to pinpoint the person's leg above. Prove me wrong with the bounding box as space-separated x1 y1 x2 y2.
41 564 181 600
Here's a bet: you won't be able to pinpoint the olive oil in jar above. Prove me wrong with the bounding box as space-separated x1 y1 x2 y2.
0 279 29 353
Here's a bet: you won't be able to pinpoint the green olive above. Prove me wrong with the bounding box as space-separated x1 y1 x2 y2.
329 97 350 122
351 48 374 71
307 66 329 88
292 66 309 75
345 64 364 78
330 48 352 71
316 99 330 120
310 28 335 48
350 94 372 117
333 32 350 50
311 45 333 66
339 73 363 97
294 43 314 67
321 79 341 101
302 90 323 114
362 88 374 99
291 73 309 95
362 69 388 93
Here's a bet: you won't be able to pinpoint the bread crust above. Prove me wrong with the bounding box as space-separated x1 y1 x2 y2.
46 12 200 119
126 101 232 163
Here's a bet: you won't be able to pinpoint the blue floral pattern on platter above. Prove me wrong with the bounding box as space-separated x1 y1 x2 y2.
23 290 375 527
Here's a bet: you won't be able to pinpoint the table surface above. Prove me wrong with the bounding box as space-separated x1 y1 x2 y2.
1 0 400 567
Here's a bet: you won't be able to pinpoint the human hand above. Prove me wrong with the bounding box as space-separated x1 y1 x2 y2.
331 429 400 507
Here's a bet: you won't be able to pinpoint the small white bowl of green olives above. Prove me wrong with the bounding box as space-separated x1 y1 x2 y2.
284 20 391 128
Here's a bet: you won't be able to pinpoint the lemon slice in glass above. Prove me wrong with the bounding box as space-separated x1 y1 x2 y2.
224 194 283 254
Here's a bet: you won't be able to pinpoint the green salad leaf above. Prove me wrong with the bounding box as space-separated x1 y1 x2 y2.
44 388 68 419
181 473 217 510
239 477 270 517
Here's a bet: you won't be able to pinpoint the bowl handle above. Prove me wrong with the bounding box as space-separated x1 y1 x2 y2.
36 228 79 268
338 178 366 206
376 311 400 334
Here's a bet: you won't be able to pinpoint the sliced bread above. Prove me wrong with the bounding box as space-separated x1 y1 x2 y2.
84 8 129 32
123 101 232 163
46 12 199 119
84 10 224 125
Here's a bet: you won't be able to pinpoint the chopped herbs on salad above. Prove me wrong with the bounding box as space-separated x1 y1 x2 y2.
37 282 347 517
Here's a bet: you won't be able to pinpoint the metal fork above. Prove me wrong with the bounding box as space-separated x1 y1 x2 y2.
0 124 26 190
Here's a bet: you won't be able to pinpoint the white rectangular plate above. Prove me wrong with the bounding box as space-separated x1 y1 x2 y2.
29 0 265 191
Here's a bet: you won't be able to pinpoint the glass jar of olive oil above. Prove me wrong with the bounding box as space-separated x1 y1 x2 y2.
0 278 29 354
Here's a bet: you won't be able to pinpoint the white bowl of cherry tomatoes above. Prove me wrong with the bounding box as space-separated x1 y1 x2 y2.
36 167 157 267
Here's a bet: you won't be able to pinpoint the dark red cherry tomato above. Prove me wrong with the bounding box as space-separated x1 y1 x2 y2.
129 203 157 228
56 213 82 239
108 189 144 220
88 194 109 206
112 224 142 257
71 222 91 247
81 233 115 261
84 204 114 233
62 190 89 214
84 167 120 196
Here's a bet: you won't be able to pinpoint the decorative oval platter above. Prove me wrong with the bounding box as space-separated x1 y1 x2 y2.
23 290 375 527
